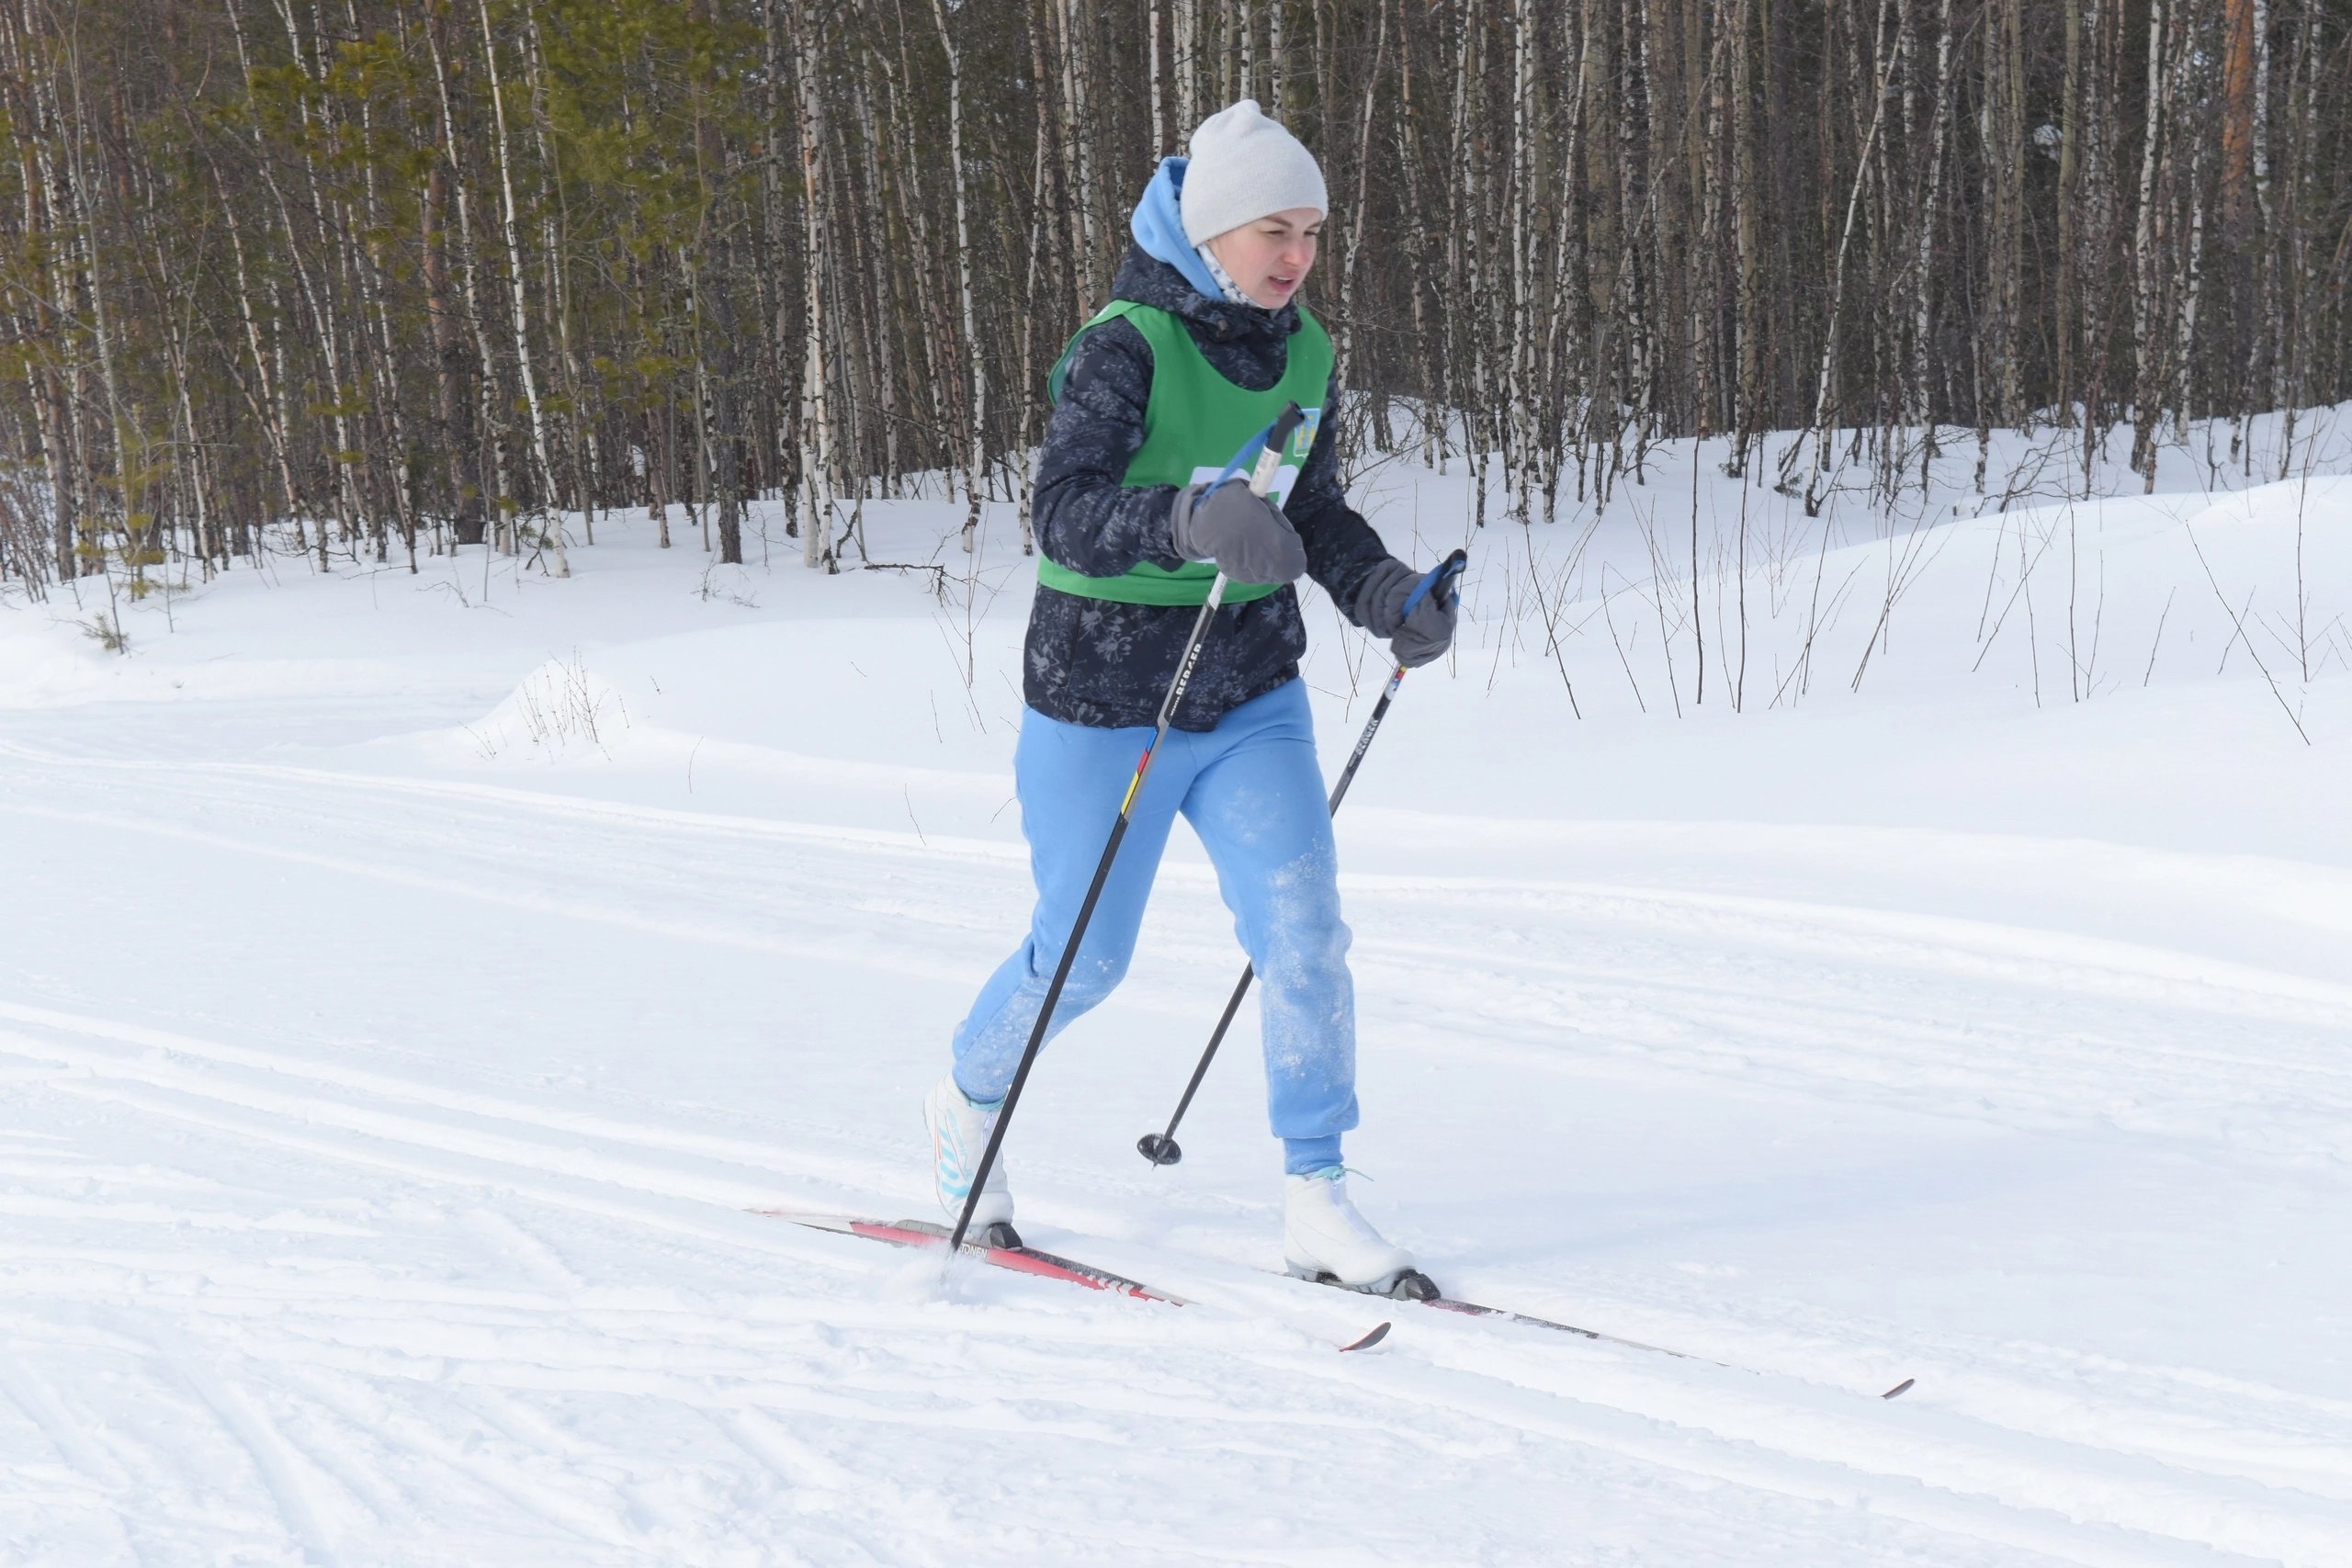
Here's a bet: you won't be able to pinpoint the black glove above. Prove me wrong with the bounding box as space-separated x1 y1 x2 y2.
1351 557 1459 669
1168 479 1308 586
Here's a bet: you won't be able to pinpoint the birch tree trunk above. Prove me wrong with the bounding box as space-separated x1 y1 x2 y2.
477 0 565 574
1911 0 1955 479
794 0 835 570
931 0 988 551
2132 0 2170 485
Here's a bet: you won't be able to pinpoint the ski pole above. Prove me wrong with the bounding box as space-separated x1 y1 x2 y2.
1136 547 1467 1167
946 402 1308 1255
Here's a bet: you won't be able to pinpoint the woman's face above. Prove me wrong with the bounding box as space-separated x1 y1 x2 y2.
1206 209 1323 309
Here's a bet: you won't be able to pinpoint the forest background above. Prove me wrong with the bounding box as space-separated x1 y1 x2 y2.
0 0 2336 600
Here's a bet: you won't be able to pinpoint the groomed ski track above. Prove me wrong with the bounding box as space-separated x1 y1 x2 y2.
5 738 2349 1567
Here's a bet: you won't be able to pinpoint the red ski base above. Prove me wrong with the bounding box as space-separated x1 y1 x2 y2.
761 1212 1189 1304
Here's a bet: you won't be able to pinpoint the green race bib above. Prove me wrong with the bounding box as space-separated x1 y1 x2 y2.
1039 300 1331 607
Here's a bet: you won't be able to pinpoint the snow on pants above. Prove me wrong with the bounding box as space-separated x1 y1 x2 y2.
951 677 1356 1170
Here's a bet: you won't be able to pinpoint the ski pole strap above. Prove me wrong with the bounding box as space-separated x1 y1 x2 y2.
1401 548 1468 619
1211 401 1307 491
1209 418 1280 491
1149 407 1295 731
1244 406 1306 496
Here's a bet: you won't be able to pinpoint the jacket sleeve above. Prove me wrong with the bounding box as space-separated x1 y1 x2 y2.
1031 320 1188 577
1287 381 1396 623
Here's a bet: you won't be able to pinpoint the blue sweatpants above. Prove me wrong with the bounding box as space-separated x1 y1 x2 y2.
951 678 1357 1174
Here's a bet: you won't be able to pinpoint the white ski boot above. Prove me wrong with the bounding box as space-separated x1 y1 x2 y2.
923 1075 1017 1245
1283 1168 1432 1298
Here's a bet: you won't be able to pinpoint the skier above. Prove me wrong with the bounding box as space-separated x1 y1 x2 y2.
924 100 1459 1295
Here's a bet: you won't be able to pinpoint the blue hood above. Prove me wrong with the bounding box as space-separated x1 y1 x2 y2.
1130 158 1227 303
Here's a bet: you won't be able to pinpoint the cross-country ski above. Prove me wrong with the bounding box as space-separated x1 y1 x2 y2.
8 15 2352 1567
1345 1280 1916 1401
763 1212 1190 1303
766 1210 1404 1353
771 1208 1915 1393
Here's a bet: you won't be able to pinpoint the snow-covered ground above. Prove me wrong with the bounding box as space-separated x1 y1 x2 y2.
3 418 2349 1565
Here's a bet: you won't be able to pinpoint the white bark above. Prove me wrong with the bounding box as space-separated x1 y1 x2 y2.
795 0 835 569
1506 0 1532 518
1912 0 1956 438
477 0 566 574
2132 0 2168 483
931 0 989 549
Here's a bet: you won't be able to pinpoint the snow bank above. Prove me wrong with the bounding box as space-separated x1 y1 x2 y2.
0 602 170 708
462 652 635 762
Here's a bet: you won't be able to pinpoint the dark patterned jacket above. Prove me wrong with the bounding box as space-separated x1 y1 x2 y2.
1024 245 1396 731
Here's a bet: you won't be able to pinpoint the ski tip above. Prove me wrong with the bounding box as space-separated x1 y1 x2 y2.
1340 1321 1392 1353
1881 1376 1916 1400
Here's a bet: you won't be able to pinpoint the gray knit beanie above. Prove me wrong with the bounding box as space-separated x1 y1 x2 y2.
1179 99 1328 247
